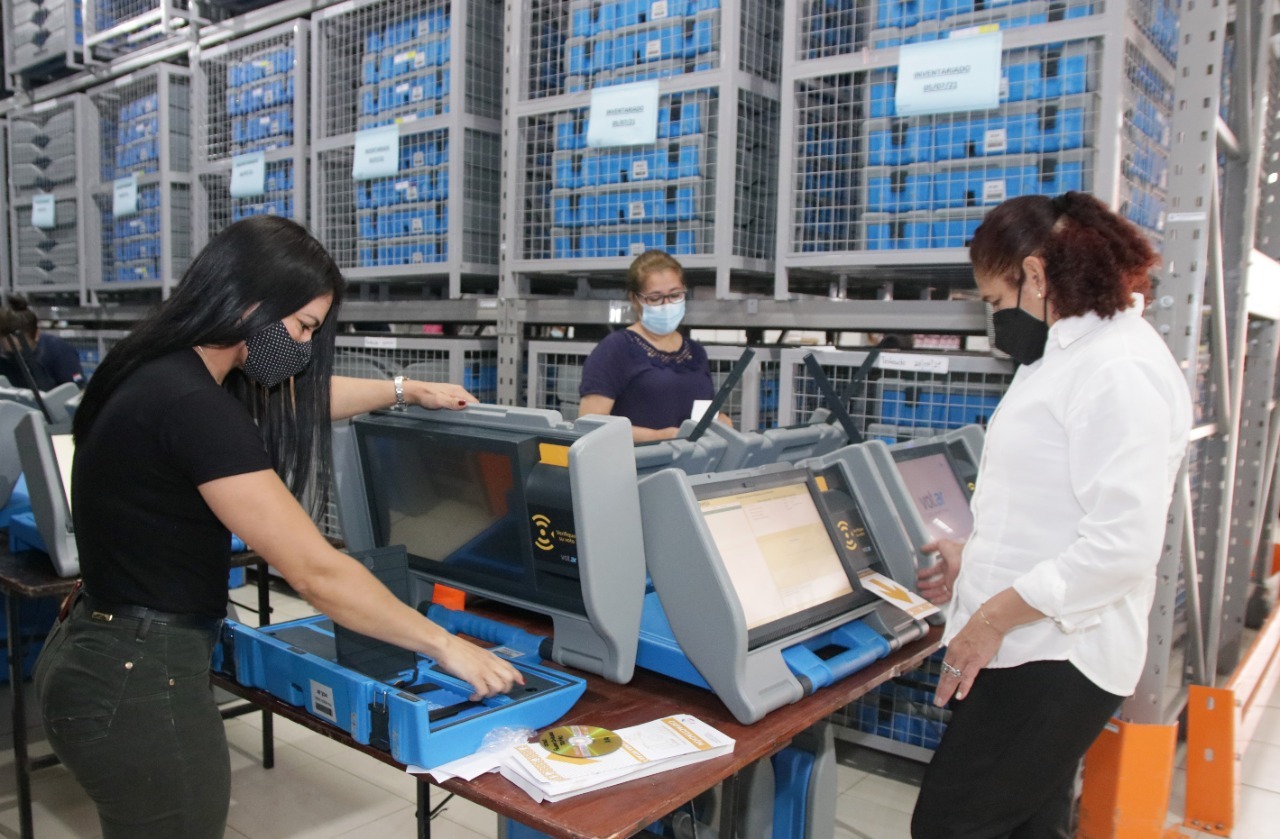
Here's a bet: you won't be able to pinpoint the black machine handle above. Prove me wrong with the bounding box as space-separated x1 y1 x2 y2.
802 350 880 446
2 331 54 425
687 347 756 443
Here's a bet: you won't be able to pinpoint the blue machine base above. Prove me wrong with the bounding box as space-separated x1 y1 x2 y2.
636 592 892 695
0 474 31 528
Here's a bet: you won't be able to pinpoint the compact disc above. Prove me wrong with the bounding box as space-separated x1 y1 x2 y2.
539 725 623 758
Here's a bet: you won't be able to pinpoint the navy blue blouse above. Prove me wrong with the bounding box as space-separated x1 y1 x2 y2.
579 329 714 430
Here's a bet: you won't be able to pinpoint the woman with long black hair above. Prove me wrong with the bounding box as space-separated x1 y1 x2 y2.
34 216 520 839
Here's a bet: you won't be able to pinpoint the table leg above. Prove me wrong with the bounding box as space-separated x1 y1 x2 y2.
417 782 432 839
8 591 33 839
257 561 274 770
718 771 740 839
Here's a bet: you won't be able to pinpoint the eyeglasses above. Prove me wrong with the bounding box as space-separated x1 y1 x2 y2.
635 290 687 305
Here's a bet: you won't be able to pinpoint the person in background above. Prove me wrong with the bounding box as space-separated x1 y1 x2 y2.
6 294 85 387
910 192 1191 839
35 217 520 839
578 250 726 441
0 303 56 392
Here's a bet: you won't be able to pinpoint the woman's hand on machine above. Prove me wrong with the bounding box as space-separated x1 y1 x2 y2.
917 538 965 605
408 380 479 411
434 634 524 701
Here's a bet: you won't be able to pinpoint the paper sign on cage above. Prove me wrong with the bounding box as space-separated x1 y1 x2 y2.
586 80 660 148
353 124 401 180
230 152 267 198
113 174 139 217
31 194 56 230
895 31 1002 117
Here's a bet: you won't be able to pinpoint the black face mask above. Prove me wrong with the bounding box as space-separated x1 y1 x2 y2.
242 320 313 388
991 282 1049 366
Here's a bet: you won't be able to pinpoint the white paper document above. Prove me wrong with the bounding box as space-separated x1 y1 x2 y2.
499 715 735 803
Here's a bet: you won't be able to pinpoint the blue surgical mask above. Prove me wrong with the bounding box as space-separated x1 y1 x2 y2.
641 300 685 336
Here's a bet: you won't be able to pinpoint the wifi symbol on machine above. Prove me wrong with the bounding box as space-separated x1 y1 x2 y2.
532 513 555 551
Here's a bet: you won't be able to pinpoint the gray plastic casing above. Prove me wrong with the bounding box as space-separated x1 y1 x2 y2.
14 412 78 576
332 404 647 684
0 401 39 507
638 461 923 724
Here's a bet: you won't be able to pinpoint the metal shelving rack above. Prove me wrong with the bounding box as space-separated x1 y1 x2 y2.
6 95 93 304
309 0 504 298
501 0 783 301
774 0 1176 296
192 19 310 250
82 0 201 64
82 62 193 301
3 0 86 87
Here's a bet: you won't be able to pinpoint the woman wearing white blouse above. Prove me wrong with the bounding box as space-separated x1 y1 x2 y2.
910 192 1192 839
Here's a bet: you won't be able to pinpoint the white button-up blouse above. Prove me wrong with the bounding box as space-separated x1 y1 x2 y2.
942 294 1192 696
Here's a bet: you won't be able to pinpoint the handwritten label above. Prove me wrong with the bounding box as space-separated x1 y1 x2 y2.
32 194 56 229
113 174 139 217
230 151 266 198
363 336 398 349
877 352 951 375
895 31 1002 116
586 80 660 148
353 124 401 180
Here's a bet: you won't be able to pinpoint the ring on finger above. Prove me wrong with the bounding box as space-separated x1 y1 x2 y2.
941 661 963 678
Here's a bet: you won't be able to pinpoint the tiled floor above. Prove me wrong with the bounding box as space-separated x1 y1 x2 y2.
5 577 1280 838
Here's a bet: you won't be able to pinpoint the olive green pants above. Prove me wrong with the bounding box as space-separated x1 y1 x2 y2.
34 601 230 839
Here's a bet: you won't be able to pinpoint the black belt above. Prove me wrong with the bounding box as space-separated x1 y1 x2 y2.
79 593 223 632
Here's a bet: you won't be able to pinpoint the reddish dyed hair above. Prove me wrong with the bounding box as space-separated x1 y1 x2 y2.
969 192 1157 319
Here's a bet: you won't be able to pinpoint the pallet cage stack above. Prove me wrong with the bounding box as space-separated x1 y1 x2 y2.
85 63 193 299
310 0 504 298
7 97 92 304
505 0 783 298
777 0 1177 291
193 20 310 249
83 0 200 63
525 339 780 429
4 0 84 86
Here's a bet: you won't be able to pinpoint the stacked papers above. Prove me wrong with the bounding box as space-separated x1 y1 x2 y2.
500 715 735 803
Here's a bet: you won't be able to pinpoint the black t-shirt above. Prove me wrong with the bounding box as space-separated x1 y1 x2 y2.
73 350 273 617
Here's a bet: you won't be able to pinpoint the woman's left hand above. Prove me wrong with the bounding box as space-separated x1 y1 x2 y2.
934 613 1003 707
407 380 479 411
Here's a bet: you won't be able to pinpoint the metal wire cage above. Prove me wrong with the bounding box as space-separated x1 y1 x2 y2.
777 347 1014 442
524 338 780 428
193 20 311 250
84 64 193 299
8 97 93 301
311 0 503 296
82 0 200 63
4 0 86 85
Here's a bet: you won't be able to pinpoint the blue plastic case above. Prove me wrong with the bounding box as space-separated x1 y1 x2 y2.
217 613 586 769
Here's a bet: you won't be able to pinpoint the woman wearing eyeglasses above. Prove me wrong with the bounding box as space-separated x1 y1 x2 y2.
578 250 717 442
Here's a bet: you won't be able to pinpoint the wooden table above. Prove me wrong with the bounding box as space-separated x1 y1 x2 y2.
213 602 942 839
0 536 272 839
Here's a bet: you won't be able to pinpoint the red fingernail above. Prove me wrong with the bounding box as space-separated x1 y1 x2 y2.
458 400 467 406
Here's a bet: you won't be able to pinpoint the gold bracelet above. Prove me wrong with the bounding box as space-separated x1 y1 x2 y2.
978 608 1002 635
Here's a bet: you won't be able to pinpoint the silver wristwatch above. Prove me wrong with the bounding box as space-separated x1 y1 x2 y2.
393 375 407 410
